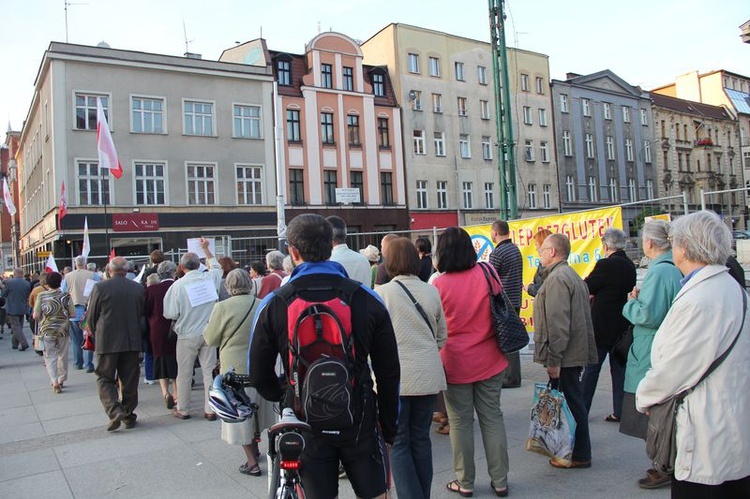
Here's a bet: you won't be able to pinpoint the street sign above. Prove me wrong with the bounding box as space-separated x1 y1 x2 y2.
37 251 51 258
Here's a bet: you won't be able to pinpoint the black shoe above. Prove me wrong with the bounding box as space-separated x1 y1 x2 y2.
86 367 95 373
12 345 18 350
19 345 29 351
107 412 126 431
123 417 137 429
502 383 521 389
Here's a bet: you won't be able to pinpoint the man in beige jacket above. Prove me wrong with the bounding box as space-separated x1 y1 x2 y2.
532 233 597 469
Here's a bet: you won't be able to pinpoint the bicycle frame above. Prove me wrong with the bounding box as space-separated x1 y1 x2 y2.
267 408 310 499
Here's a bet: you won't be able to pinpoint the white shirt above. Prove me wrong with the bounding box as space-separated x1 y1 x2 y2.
330 244 371 285
163 257 222 339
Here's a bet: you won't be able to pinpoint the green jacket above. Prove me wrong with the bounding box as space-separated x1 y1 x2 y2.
621 251 682 392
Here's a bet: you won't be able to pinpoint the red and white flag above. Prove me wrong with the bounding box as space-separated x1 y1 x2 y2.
81 216 91 258
45 254 59 273
109 248 116 262
2 178 16 216
58 181 67 229
97 98 123 179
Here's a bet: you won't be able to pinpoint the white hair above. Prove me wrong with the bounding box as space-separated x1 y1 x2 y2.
602 228 628 251
670 211 731 265
642 220 671 251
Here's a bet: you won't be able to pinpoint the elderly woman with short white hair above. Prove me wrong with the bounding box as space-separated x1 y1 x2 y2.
257 250 287 298
636 211 750 495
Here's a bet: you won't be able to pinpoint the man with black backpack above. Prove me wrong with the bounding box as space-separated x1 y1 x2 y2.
249 213 400 499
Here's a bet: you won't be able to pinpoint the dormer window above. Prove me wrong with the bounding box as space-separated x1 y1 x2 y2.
275 56 292 86
372 72 385 97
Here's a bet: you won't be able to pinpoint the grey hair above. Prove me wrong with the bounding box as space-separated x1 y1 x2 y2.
601 228 628 251
266 250 285 270
670 211 731 265
225 268 253 296
642 220 671 251
157 260 177 279
109 257 129 274
75 255 87 269
180 252 200 271
86 263 97 271
282 255 294 274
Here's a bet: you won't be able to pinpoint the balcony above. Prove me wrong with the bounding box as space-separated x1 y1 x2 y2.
694 138 714 147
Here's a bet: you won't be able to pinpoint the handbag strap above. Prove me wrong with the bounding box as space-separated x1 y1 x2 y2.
220 296 256 353
394 280 434 337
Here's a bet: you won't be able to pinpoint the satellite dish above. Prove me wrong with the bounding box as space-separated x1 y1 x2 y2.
407 90 417 101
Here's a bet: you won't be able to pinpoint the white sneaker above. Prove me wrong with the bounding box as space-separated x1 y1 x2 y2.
144 378 155 385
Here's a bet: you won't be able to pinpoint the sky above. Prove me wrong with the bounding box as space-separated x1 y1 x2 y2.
1 0 748 143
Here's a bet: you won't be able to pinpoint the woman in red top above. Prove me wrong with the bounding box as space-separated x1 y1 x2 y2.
433 227 510 498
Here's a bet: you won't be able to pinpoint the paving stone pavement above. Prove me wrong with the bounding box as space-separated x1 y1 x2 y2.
0 323 669 498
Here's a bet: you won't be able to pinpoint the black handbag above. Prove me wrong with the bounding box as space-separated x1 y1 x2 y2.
610 325 633 366
478 263 529 354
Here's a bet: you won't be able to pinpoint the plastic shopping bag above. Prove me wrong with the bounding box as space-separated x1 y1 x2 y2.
526 382 577 466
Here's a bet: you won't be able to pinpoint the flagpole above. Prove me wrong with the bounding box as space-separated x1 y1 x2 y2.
102 168 110 256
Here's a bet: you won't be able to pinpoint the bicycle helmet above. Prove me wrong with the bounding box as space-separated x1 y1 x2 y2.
208 374 256 423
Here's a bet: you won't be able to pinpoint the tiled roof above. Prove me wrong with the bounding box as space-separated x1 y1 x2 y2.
649 93 732 120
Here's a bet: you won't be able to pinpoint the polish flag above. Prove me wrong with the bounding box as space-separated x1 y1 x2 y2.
81 216 91 258
58 181 67 229
96 98 123 179
45 254 59 273
2 178 16 216
109 248 116 262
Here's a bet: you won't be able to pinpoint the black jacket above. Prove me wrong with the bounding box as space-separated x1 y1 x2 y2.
584 250 637 346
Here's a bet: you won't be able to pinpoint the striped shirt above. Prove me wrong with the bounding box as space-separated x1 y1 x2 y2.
488 239 523 309
34 289 74 338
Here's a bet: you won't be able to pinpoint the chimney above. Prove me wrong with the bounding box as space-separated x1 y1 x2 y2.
184 52 202 60
566 72 582 80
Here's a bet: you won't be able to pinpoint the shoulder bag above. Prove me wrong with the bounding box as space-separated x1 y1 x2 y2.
478 262 529 354
394 280 434 337
646 286 747 473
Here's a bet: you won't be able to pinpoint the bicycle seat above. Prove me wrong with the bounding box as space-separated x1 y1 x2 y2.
270 408 311 433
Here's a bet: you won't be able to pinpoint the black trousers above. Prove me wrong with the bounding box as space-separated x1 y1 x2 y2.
96 351 140 422
552 366 591 462
671 474 750 499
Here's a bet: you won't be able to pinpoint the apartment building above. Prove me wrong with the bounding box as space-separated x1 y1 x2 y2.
551 70 657 227
361 23 558 229
16 42 277 269
1 129 20 269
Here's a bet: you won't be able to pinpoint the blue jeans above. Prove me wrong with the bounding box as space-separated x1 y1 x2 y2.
582 344 625 418
142 339 154 381
70 306 93 370
391 394 436 499
553 367 591 462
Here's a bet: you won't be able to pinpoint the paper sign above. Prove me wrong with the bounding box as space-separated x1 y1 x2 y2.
83 279 96 298
185 280 219 307
187 238 216 259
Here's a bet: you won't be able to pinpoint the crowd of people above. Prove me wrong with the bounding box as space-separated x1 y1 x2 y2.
3 209 749 498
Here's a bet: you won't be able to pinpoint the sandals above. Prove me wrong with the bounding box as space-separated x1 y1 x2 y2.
604 413 620 423
432 412 448 425
493 485 509 497
239 462 261 476
164 393 175 409
446 480 473 497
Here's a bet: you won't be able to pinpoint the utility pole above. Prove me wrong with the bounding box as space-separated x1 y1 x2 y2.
488 0 518 219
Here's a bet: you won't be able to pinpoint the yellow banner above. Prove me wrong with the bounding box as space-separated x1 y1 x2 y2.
464 206 623 331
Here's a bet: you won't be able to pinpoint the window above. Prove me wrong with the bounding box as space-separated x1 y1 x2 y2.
646 179 654 199
183 100 214 136
625 138 634 162
413 130 426 155
477 66 487 85
485 182 494 209
411 90 422 111
350 171 363 204
437 180 448 209
324 170 338 205
434 132 446 156
540 141 550 162
603 102 611 120
566 175 576 201
644 140 652 163
132 96 164 133
640 108 648 126
277 59 291 86
343 67 353 91
455 62 465 81
407 53 420 73
588 176 598 202
429 56 440 77
286 109 301 142
236 165 263 205
543 184 551 208
432 93 443 113
380 172 393 205
321 112 334 145
135 162 165 205
233 104 261 139
459 134 470 158
462 181 473 209
609 178 618 202
582 99 591 117
523 106 532 125
416 180 428 209
606 136 615 160
321 63 333 89
628 178 636 201
563 130 572 156
539 108 548 126
187 163 215 205
372 73 385 97
457 97 467 116
622 106 631 123
480 100 490 120
528 183 537 208
347 115 361 146
75 93 107 130
560 94 569 113
535 77 544 94
378 118 390 148
77 160 110 205
524 140 534 161
482 136 492 160
289 168 305 205
521 74 530 91
585 133 594 158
